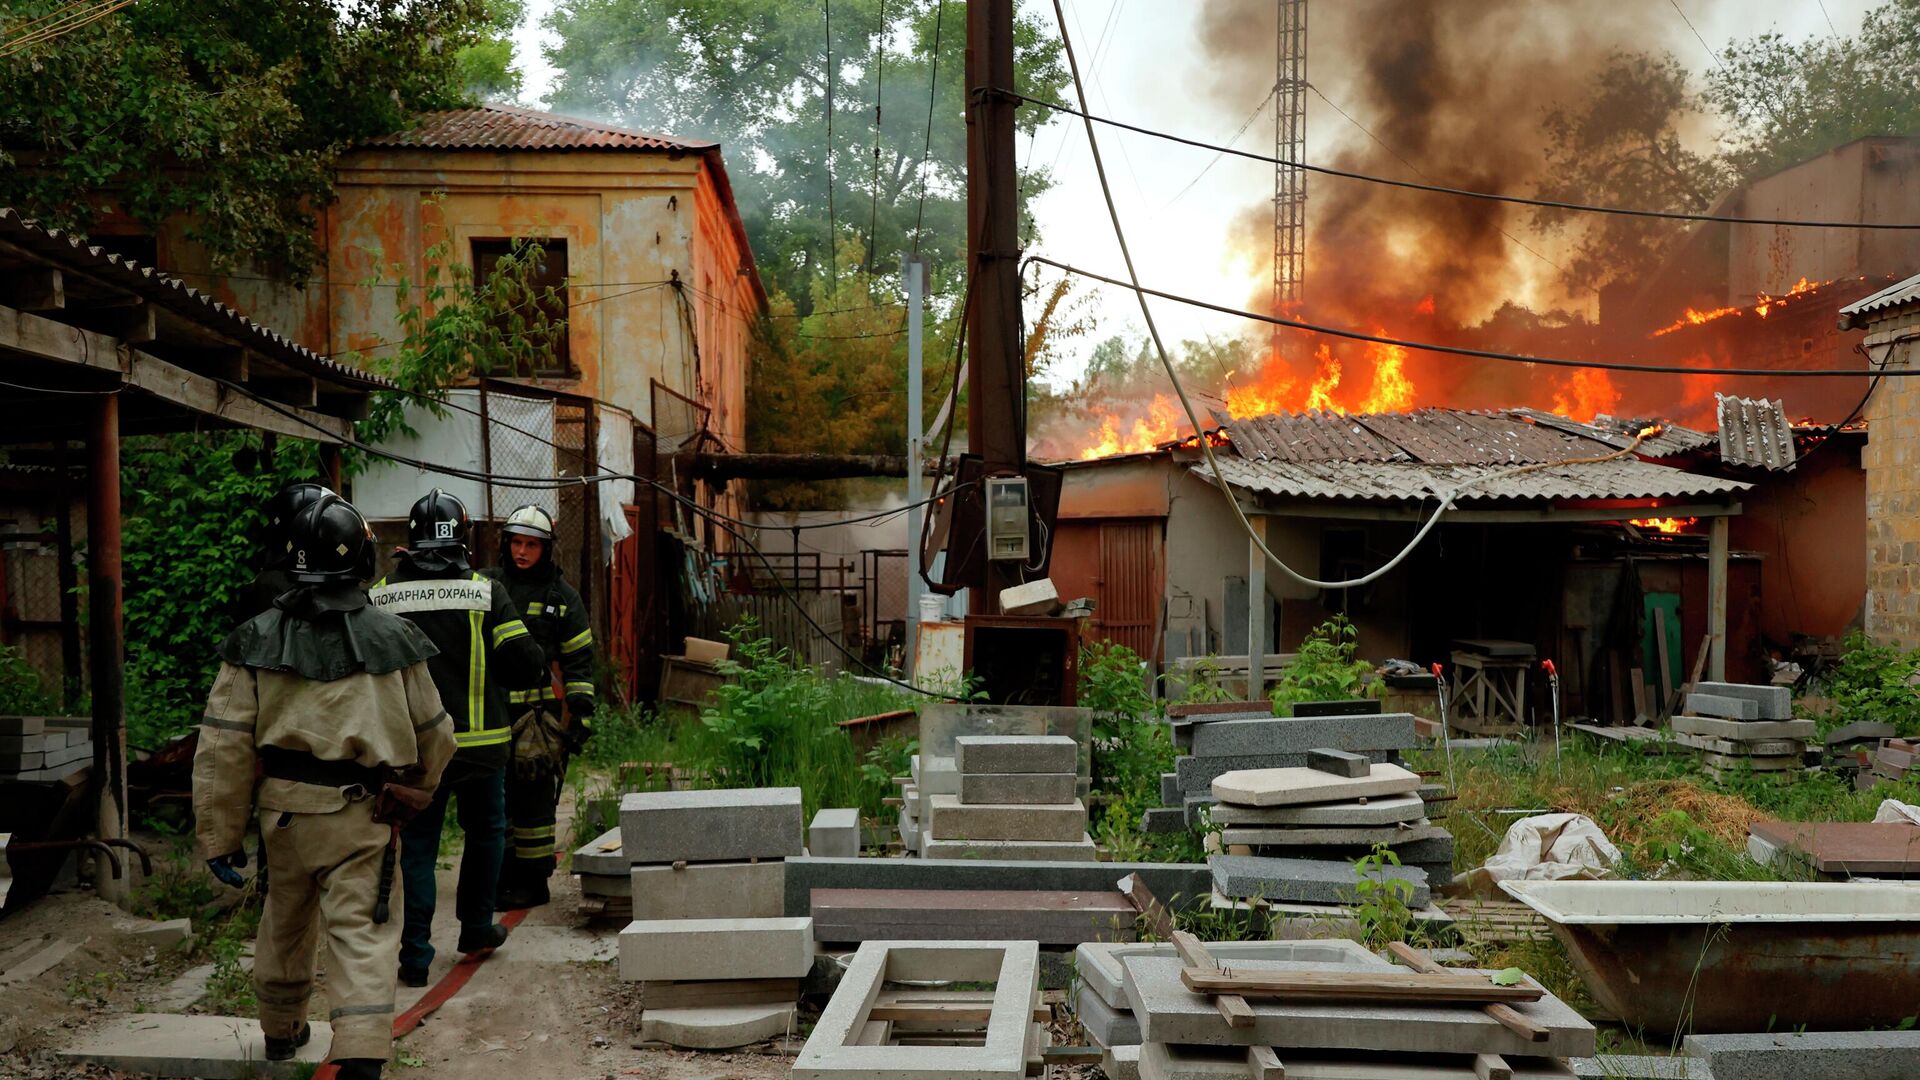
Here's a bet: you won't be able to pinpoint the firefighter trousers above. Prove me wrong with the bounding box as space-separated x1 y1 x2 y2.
254 798 397 1064
502 712 565 884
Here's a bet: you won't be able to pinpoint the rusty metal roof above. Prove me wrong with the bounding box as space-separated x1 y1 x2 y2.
1507 407 1717 459
1228 407 1622 465
1716 394 1798 471
1220 410 1404 462
1838 269 1920 328
363 104 716 153
1204 456 1749 503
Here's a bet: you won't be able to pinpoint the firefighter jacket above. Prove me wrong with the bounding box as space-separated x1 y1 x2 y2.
486 559 596 722
193 583 457 860
368 560 548 766
229 566 297 629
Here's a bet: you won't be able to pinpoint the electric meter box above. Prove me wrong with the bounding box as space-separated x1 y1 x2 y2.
985 476 1031 562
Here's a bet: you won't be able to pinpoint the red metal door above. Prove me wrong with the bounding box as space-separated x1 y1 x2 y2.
1097 519 1162 664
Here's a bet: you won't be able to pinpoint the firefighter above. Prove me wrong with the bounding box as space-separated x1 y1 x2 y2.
231 481 333 624
369 489 547 987
486 504 596 910
194 494 455 1079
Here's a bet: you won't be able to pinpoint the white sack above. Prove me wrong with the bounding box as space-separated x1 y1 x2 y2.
1480 812 1621 882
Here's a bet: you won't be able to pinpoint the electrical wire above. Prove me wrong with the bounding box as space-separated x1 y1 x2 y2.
319 281 672 358
1161 86 1274 210
1048 0 1668 593
1030 255 1920 379
863 0 887 270
909 0 945 262
0 0 133 57
997 89 1920 230
824 0 839 287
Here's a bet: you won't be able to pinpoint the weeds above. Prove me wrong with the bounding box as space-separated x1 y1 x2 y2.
1349 843 1419 949
1269 615 1376 714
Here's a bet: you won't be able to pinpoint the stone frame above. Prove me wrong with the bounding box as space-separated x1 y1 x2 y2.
792 940 1038 1080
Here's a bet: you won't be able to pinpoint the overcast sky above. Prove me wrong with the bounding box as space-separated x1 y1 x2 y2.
511 1 1874 389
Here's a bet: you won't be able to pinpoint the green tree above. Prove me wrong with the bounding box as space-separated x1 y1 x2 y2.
542 0 1069 301
0 0 517 277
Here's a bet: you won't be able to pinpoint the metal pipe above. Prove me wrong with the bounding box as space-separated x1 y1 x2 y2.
10 838 123 880
87 394 127 903
1707 516 1729 681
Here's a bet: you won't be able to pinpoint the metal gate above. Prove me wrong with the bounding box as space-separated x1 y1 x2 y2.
1047 518 1164 664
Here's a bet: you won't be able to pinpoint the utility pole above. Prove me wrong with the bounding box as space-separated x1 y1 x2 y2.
904 254 927 665
966 0 1025 613
1272 0 1307 352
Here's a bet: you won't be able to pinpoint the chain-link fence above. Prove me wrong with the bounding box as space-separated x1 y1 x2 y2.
0 481 82 709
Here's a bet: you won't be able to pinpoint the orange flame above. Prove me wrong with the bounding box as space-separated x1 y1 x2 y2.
1651 277 1831 335
1077 393 1186 460
1630 516 1697 534
1549 368 1621 422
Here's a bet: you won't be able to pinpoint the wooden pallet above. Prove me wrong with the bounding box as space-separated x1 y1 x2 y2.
1438 898 1551 945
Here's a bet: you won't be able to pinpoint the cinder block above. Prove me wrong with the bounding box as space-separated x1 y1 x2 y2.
955 735 1077 775
1693 681 1793 720
619 788 804 864
1189 713 1416 760
961 772 1076 805
809 808 861 859
1308 748 1370 777
631 859 785 921
618 917 814 981
928 795 1086 842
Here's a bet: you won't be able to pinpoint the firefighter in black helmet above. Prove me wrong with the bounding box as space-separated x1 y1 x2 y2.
485 504 596 910
231 481 334 626
195 495 454 1078
367 489 546 986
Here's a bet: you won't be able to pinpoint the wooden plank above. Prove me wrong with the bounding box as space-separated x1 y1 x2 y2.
1247 1044 1285 1079
1386 943 1551 1043
1170 930 1256 1029
1181 968 1543 1004
1474 1053 1514 1080
1117 872 1177 941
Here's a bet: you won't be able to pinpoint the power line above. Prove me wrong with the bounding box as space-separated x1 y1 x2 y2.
1161 87 1273 210
1815 0 1842 42
320 281 672 357
0 0 134 57
864 0 887 270
997 90 1920 230
1031 254 1912 379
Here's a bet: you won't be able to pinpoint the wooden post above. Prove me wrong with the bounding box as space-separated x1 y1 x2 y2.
1707 515 1729 682
318 442 344 494
1248 514 1268 699
87 394 128 904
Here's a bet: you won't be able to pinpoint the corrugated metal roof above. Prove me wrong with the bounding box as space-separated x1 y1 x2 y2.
1202 456 1750 503
1220 410 1405 462
1353 409 1597 464
1508 407 1717 459
363 104 716 153
1716 394 1798 471
0 209 392 392
1838 269 1920 327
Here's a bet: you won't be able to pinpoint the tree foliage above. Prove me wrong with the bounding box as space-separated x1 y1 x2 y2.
543 0 1069 301
0 0 516 277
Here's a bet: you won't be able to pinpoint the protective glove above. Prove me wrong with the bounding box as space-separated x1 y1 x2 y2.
564 697 596 750
207 848 249 889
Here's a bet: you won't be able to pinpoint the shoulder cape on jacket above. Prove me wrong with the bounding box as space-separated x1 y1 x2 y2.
218 583 439 682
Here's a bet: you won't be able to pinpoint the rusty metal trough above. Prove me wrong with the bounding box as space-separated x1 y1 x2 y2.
1502 879 1920 1035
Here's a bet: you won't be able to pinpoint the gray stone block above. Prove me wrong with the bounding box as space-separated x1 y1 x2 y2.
1216 820 1447 849
1274 833 1455 866
1140 807 1187 834
928 795 1086 842
572 827 627 875
0 751 46 771
955 734 1077 774
618 917 814 981
1694 682 1793 720
1684 1031 1920 1080
962 771 1076 805
922 835 1098 861
580 870 631 897
1209 854 1429 906
57 1014 331 1077
1207 792 1426 827
1175 749 1394 794
43 741 91 768
1289 699 1383 717
1573 1056 1715 1079
1189 713 1416 760
1308 748 1370 777
1160 772 1181 805
781 856 1212 918
809 808 861 859
911 753 960 796
620 787 804 864
1686 693 1759 720
1212 763 1422 806
1828 721 1897 746
0 716 44 736
1075 982 1140 1047
1075 939 1385 1012
0 733 50 754
1103 1044 1142 1080
631 859 785 920
1673 715 1816 740
640 1002 798 1049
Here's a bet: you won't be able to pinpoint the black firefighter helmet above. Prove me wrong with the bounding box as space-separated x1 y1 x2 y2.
287 494 376 584
264 481 334 569
407 488 472 568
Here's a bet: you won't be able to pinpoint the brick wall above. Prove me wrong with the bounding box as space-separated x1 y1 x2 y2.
1863 310 1920 647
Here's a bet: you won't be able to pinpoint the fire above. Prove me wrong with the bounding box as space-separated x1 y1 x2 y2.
1650 277 1832 335
1077 393 1186 460
1549 368 1621 422
1362 340 1414 412
1631 516 1697 534
1651 305 1740 337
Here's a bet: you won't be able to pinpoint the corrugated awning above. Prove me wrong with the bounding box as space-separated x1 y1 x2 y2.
1199 456 1749 503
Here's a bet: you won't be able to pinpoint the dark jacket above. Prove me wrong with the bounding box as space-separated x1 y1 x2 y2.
368 560 547 771
485 559 596 722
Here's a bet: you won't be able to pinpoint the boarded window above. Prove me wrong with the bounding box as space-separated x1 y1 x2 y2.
471 238 570 376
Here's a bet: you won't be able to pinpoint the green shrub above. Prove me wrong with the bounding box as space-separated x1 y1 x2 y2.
0 642 58 715
1825 630 1920 736
1269 615 1375 714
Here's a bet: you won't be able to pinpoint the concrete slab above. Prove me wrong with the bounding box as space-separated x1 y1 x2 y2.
57 1014 330 1078
794 940 1038 1080
1190 713 1417 760
927 795 1087 842
1121 956 1594 1058
922 835 1099 861
1209 854 1430 906
0 751 45 771
1672 715 1815 740
618 917 814 981
1176 750 1396 795
579 870 631 897
1684 1031 1920 1080
640 1002 797 1049
911 753 961 796
1212 763 1422 807
1104 1043 1143 1080
1747 820 1920 875
1217 820 1448 849
961 771 1076 805
781 856 1212 918
631 858 785 920
1685 693 1760 720
122 917 194 949
1673 732 1804 756
1572 1056 1713 1079
810 888 1134 946
571 827 628 875
1075 939 1385 1011
1827 721 1897 746
1207 792 1427 827
811 808 862 859
1142 1051 1578 1079
0 716 45 736
620 787 804 864
1141 807 1188 834
955 734 1078 775
1692 682 1793 720
1074 982 1139 1047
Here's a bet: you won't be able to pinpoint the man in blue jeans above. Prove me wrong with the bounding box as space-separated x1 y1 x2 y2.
369 490 547 986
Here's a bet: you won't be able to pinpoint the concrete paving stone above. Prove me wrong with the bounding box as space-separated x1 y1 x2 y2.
810 888 1134 946
928 794 1087 842
1572 1056 1713 1079
631 859 785 920
956 734 1079 775
915 833 1101 862
1827 721 1897 746
41 741 91 768
1176 750 1396 795
571 827 627 875
1686 693 1760 720
579 870 632 897
0 751 45 771
1141 807 1188 834
810 808 862 859
1309 748 1371 777
0 716 45 736
1209 853 1430 906
1190 714 1417 760
1212 763 1422 807
1075 982 1140 1047
618 917 814 981
1104 1043 1143 1080
1269 833 1454 867
1693 682 1793 720
122 917 194 949
57 1014 330 1078
1138 1040 1249 1079
619 787 804 864
1217 819 1448 849
1672 715 1816 741
1161 772 1182 805
1207 792 1428 827
1122 956 1594 1058
794 940 1038 1079
640 1002 798 1049
1673 732 1804 756
0 733 51 754
1075 939 1385 1011
782 856 1211 918
962 771 1077 805
904 782 921 817
1683 1031 1920 1080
